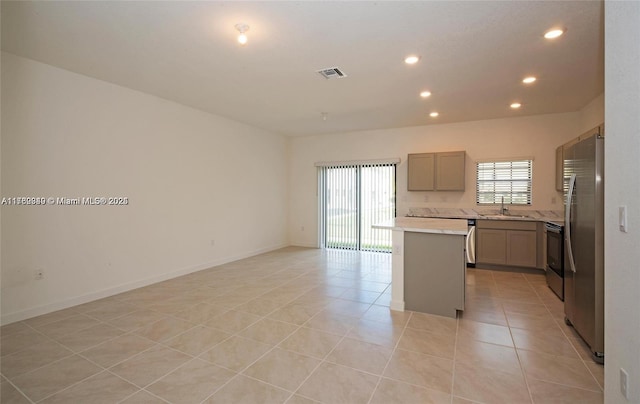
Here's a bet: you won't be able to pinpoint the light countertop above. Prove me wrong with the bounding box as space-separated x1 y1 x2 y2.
373 217 468 235
406 207 564 226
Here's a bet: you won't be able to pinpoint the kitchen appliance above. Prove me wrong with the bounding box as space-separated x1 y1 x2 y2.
545 222 564 300
563 127 604 363
466 219 476 267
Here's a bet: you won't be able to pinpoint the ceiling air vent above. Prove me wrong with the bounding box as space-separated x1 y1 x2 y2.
317 67 347 79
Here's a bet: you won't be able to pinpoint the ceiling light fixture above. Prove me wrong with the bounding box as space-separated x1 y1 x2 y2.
510 102 522 109
420 91 432 98
544 28 564 39
404 55 421 65
235 23 250 45
430 112 439 117
522 76 537 84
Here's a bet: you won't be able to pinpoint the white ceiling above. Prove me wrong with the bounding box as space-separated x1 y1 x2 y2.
1 1 604 137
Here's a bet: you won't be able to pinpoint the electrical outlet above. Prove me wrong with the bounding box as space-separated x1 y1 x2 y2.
34 269 44 280
620 368 629 399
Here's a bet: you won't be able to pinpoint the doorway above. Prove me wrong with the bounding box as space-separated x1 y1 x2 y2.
318 163 396 252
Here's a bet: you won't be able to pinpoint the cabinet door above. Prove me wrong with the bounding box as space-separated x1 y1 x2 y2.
506 230 537 267
555 146 563 192
407 153 435 191
476 229 507 265
435 151 465 191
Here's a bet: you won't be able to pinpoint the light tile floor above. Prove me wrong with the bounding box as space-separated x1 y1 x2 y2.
0 247 604 403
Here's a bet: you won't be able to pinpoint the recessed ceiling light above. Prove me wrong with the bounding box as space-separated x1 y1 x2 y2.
430 112 439 117
420 91 432 98
522 76 537 84
510 102 522 109
404 55 421 65
544 28 564 39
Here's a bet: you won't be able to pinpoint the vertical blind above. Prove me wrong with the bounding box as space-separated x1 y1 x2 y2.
476 160 533 205
318 162 396 252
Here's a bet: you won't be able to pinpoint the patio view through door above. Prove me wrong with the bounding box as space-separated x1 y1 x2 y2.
318 162 396 252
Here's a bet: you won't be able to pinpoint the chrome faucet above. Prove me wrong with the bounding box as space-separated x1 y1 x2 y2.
500 196 509 215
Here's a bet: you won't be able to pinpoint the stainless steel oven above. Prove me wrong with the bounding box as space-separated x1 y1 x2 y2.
545 222 564 300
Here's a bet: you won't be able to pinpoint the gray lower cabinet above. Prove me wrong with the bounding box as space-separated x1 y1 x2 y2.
476 229 507 265
476 220 538 268
403 231 465 318
506 230 537 267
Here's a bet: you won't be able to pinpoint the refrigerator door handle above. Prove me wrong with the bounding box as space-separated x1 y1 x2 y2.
566 174 577 273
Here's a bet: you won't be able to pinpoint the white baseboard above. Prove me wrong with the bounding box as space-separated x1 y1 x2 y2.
290 242 319 248
1 243 289 325
390 300 405 312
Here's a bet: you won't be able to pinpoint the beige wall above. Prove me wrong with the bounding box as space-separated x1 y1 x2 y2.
289 112 584 247
579 92 605 135
604 1 640 402
1 53 289 323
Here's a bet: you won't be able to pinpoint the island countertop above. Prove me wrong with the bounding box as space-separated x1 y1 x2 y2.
373 217 468 235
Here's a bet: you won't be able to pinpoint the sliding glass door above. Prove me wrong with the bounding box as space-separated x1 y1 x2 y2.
319 163 395 252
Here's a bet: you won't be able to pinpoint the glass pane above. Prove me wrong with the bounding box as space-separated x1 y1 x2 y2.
322 164 395 252
360 165 394 252
325 166 358 249
476 160 532 205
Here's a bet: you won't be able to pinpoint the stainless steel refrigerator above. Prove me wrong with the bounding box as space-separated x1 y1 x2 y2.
563 126 604 363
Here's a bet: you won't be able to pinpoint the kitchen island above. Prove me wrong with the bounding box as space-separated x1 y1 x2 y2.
373 217 468 318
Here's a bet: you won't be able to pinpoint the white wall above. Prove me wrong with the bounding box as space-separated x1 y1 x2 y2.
604 1 640 402
289 113 581 247
1 53 289 323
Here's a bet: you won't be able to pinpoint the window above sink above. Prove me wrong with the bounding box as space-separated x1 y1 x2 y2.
476 159 533 205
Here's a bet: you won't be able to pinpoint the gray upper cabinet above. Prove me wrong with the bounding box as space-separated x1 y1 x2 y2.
408 151 465 191
407 153 435 191
436 151 466 191
558 124 603 193
555 146 563 192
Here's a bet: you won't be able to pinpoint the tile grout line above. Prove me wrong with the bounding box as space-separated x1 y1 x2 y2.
449 308 460 404
196 321 305 404
365 310 414 404
32 338 173 403
526 271 604 392
279 307 363 403
275 303 381 403
118 388 171 404
1 376 36 404
516 270 545 403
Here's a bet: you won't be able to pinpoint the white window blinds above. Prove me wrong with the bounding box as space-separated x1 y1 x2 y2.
318 163 396 252
476 160 532 205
